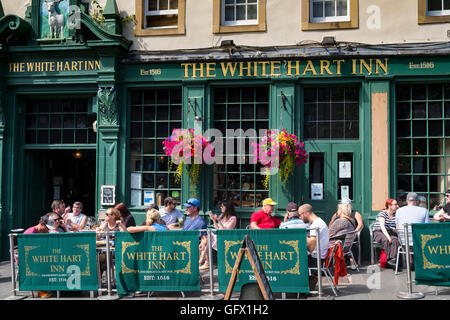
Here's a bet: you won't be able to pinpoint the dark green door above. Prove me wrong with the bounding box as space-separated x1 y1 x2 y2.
23 150 50 228
303 142 361 222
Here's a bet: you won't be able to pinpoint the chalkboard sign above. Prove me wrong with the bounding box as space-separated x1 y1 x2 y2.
100 185 116 206
224 235 274 300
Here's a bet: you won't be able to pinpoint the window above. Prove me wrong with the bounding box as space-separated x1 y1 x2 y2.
395 83 450 209
427 0 450 15
129 88 182 207
25 99 96 145
135 0 185 36
303 87 359 140
310 0 349 23
212 87 269 208
222 0 258 26
419 0 450 23
213 0 266 33
302 0 358 30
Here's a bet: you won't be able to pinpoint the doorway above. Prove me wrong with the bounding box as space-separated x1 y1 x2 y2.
24 149 96 225
302 142 362 220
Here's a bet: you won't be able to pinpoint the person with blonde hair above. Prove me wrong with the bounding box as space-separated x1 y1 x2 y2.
329 203 356 241
127 208 167 233
328 198 363 232
96 208 125 240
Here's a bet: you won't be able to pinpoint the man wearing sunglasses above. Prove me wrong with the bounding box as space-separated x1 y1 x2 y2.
433 190 450 222
46 213 66 233
182 198 206 233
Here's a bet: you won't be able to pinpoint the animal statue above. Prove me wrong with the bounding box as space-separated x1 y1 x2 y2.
45 0 65 39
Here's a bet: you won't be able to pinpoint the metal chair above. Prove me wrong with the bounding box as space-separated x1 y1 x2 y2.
395 224 413 275
309 242 340 297
369 222 383 265
342 230 360 272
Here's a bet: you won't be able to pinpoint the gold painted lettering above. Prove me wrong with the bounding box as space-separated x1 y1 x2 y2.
360 59 373 74
206 62 216 77
258 61 269 76
375 58 388 74
352 59 358 74
270 61 281 76
287 60 300 76
333 59 345 75
180 63 191 78
302 60 317 75
239 61 252 77
320 60 332 75
192 63 204 78
220 62 238 77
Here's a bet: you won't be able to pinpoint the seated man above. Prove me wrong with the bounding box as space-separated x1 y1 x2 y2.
64 201 88 231
298 204 329 291
396 192 430 229
250 198 281 229
160 197 183 229
279 202 309 229
46 213 66 233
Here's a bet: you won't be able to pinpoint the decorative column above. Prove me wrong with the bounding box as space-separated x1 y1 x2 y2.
270 81 296 211
97 86 119 212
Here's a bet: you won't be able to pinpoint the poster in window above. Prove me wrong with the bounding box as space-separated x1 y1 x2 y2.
311 183 323 200
341 185 350 200
131 190 142 207
100 185 116 206
339 161 351 178
130 172 142 189
144 190 155 206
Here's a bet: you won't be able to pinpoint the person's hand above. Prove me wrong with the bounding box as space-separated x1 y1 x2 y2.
65 206 71 214
387 236 392 244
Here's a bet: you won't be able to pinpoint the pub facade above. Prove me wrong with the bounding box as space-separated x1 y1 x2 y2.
1 0 450 260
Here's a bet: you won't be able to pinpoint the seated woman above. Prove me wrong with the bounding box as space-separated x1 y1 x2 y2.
96 208 125 240
96 208 125 277
329 204 356 242
328 198 363 232
199 201 237 270
372 198 400 269
127 208 167 233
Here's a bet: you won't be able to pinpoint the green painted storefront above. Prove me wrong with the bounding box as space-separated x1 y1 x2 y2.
1 0 450 262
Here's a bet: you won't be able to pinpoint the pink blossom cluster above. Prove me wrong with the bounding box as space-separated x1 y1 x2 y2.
162 128 215 163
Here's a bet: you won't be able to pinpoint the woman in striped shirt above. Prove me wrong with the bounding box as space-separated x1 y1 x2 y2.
373 198 400 268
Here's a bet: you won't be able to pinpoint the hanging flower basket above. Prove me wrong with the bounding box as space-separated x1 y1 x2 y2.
252 129 308 189
162 128 215 187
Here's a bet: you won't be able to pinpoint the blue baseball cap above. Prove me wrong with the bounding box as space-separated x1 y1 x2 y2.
183 198 200 208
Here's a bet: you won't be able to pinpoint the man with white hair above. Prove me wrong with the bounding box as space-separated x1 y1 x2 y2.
396 192 430 230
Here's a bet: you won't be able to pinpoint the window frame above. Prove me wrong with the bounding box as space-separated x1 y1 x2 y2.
302 0 358 31
213 0 266 34
309 0 350 23
135 0 186 36
418 0 450 24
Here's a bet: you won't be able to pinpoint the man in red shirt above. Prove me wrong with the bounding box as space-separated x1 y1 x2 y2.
249 198 281 229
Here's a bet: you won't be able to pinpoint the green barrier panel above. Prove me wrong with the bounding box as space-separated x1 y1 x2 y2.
412 223 450 286
115 231 200 295
17 232 98 291
217 229 309 293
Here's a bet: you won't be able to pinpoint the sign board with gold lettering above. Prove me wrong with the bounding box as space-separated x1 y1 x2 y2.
217 229 309 293
412 223 450 286
114 231 199 295
17 233 98 291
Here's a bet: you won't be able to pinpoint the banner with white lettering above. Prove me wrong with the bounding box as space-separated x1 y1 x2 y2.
17 233 98 291
217 229 309 293
115 231 200 295
412 223 450 286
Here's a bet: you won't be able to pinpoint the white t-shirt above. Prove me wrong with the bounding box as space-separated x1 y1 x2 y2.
309 217 329 259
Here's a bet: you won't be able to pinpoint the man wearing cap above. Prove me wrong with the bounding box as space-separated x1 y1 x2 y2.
279 202 309 229
433 190 450 222
250 198 282 229
396 192 430 230
182 198 207 233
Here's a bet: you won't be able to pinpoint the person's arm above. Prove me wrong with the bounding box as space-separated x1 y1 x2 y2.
250 221 260 229
218 216 237 230
379 217 392 243
355 211 364 231
307 236 317 253
127 225 155 233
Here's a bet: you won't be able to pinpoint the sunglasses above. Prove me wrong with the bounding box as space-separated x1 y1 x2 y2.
446 195 450 198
